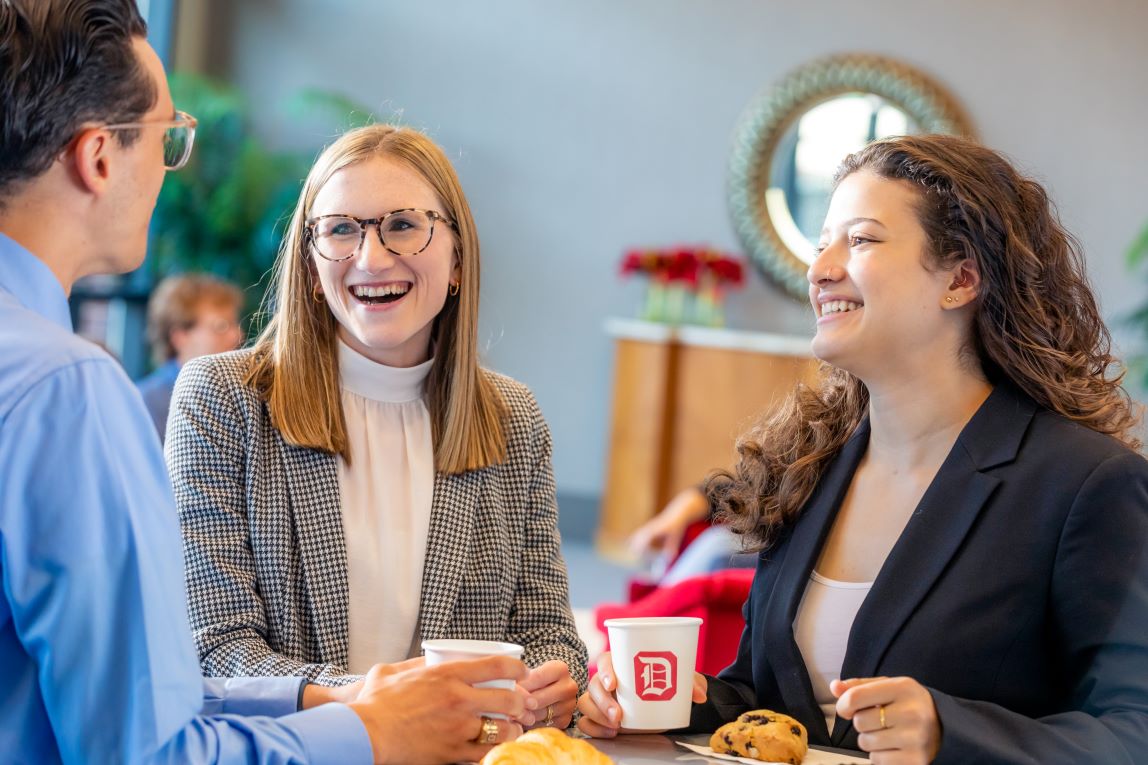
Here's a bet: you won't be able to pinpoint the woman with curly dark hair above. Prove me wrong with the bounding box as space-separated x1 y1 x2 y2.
578 134 1148 764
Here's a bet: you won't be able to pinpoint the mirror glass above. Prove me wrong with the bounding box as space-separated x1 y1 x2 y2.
728 55 971 299
767 94 918 263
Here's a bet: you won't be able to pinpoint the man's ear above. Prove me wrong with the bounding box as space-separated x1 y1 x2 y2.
69 128 115 196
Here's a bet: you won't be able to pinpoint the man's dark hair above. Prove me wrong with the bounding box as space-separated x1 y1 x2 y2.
0 0 153 200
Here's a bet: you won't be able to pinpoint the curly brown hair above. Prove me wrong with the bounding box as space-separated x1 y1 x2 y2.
707 133 1142 552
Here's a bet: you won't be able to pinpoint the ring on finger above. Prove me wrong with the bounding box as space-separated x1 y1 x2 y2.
474 716 499 745
878 704 888 730
543 703 555 727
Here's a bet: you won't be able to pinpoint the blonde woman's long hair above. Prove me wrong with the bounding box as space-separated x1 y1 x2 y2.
246 124 507 473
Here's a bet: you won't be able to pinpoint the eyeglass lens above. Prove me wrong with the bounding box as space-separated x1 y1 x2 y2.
312 211 438 261
163 122 195 170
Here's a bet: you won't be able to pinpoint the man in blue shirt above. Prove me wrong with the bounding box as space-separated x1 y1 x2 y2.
0 2 526 763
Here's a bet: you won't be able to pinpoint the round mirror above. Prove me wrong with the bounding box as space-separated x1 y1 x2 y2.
729 55 972 299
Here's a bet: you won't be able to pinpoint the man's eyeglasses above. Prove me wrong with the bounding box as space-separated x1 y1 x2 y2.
102 110 197 171
305 209 456 262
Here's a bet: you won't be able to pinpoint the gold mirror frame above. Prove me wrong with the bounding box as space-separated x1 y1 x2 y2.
728 54 973 299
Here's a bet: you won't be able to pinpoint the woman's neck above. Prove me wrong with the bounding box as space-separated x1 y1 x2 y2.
864 367 993 473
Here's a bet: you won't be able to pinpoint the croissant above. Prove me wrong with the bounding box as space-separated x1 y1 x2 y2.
481 727 613 765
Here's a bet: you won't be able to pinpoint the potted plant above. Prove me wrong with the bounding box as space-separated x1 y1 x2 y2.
1126 220 1148 388
620 247 745 326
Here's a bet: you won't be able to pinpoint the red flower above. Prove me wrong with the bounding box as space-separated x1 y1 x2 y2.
706 256 745 286
620 250 646 276
619 246 745 289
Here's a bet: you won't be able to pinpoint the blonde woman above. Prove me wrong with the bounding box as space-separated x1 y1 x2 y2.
168 124 586 730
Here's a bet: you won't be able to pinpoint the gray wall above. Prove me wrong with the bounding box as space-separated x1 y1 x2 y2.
204 0 1148 503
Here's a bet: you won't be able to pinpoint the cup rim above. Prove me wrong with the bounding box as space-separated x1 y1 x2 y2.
602 617 703 628
420 638 524 656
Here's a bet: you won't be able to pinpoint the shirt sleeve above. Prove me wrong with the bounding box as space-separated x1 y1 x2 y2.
200 677 306 718
0 358 373 765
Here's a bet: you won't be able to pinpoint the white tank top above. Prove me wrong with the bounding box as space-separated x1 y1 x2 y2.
792 571 874 734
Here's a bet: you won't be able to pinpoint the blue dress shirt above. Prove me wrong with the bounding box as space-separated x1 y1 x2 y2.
0 233 374 764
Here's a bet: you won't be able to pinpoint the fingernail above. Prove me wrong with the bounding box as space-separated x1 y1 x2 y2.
602 674 612 688
608 707 618 723
526 697 538 710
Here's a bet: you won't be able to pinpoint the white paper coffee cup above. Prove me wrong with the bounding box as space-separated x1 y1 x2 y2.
604 617 702 730
422 639 524 719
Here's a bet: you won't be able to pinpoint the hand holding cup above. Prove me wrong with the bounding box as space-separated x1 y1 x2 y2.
349 655 528 764
577 617 709 739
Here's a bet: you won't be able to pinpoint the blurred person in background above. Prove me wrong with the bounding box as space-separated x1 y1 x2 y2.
137 272 244 440
628 486 756 586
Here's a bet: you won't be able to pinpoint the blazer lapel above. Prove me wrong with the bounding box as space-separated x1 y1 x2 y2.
417 468 485 642
761 421 870 746
279 440 350 667
831 385 1035 746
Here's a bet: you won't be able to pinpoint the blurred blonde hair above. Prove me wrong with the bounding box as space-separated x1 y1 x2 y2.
246 124 506 472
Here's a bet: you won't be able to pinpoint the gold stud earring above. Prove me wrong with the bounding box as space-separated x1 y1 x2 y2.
945 296 956 304
449 281 460 296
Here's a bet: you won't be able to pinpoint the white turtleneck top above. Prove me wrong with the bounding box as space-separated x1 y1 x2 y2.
336 340 435 674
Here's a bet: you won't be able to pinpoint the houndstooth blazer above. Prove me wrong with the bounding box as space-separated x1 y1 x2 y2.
166 348 587 690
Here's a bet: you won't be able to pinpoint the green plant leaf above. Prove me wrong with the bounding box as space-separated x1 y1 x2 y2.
1127 220 1148 268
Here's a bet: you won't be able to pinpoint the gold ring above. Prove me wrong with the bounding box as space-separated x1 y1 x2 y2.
878 704 887 730
543 703 555 727
475 716 499 745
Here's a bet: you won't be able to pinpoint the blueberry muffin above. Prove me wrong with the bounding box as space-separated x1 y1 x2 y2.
710 709 809 764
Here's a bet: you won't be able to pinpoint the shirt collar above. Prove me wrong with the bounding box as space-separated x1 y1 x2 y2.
0 232 73 332
338 339 433 403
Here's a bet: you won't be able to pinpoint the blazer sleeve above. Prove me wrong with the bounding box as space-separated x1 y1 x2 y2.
686 589 759 732
167 358 356 686
931 450 1148 764
502 388 590 693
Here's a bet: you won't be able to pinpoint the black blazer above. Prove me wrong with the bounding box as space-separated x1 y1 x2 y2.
691 384 1148 764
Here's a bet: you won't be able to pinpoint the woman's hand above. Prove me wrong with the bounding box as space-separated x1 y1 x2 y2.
832 676 941 765
301 658 425 708
576 652 707 738
515 660 579 729
301 680 361 708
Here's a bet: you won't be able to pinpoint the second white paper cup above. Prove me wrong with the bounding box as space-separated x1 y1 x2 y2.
604 617 702 730
422 639 524 719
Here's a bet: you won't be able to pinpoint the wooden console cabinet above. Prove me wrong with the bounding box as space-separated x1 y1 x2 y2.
596 319 818 561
